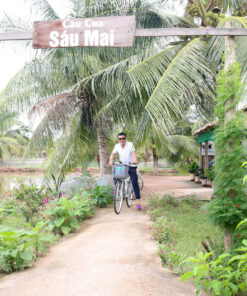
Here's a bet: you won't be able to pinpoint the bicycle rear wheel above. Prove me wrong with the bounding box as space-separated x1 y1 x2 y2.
137 172 144 190
114 180 123 214
126 180 133 208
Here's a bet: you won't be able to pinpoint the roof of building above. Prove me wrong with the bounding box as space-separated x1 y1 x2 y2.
192 121 218 136
192 104 247 136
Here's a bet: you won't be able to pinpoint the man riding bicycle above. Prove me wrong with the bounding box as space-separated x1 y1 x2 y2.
109 132 142 211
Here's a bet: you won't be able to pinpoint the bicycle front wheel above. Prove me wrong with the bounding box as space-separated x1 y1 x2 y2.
114 180 123 214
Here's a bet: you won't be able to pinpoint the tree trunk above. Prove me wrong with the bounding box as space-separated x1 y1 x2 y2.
96 120 112 184
0 150 4 166
224 228 233 251
225 21 236 121
152 146 159 175
143 149 150 167
95 153 100 169
224 21 236 250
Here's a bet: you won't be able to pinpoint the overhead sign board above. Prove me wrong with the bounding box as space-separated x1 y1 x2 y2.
33 15 136 48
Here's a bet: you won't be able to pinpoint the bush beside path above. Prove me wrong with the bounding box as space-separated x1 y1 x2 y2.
0 201 197 296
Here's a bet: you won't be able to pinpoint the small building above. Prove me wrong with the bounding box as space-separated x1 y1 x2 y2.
192 121 218 170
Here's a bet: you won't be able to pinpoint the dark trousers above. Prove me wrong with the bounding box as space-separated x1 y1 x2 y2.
128 166 141 199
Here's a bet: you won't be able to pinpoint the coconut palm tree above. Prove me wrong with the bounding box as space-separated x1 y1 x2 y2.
126 0 247 133
0 0 198 179
0 106 29 164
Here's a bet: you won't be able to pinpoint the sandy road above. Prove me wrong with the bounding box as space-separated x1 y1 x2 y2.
0 198 197 296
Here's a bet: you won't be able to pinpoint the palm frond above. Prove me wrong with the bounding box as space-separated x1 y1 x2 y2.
129 38 215 133
128 44 184 97
26 93 79 154
207 16 247 66
221 0 247 13
30 0 60 19
0 12 32 32
43 111 95 180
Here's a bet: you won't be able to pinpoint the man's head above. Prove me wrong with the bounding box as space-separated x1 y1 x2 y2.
117 132 127 144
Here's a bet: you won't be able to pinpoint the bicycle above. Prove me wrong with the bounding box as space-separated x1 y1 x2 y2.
112 161 134 215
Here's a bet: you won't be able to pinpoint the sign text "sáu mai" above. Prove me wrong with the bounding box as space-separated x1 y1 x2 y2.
33 16 136 49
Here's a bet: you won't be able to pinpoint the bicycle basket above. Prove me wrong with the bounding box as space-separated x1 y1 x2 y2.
113 164 129 179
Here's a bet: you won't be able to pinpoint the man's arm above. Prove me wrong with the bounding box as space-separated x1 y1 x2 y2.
132 151 138 165
109 153 115 166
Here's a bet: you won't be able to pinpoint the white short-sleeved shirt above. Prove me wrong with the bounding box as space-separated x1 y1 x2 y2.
112 141 135 164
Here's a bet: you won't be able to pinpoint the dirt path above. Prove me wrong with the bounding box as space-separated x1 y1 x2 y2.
0 176 205 296
142 175 213 200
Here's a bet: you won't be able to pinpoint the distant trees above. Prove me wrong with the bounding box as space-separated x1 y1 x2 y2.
0 106 29 164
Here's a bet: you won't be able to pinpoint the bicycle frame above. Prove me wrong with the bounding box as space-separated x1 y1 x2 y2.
113 162 133 214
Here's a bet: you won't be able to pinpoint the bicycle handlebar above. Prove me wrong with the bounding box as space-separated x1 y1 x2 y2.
113 160 137 166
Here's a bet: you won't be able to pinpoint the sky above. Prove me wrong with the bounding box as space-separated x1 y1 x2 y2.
0 0 72 92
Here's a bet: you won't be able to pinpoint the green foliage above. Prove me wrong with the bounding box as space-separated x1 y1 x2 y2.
89 185 113 208
25 221 52 258
0 194 19 215
205 166 215 181
151 216 171 244
0 182 113 273
181 238 247 296
45 194 95 235
147 195 179 210
0 106 29 161
187 161 199 174
0 208 5 223
147 207 163 221
0 229 35 273
208 64 247 231
159 245 187 274
14 182 47 222
201 235 224 260
180 220 247 295
45 173 65 195
194 168 204 178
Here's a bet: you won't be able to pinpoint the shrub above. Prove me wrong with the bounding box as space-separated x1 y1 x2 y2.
45 195 94 235
187 161 199 174
0 193 19 215
151 216 172 243
158 195 179 208
25 222 54 258
208 64 247 232
147 195 179 210
90 185 113 208
14 183 48 222
0 229 35 273
205 166 215 181
147 208 165 221
159 245 187 274
147 196 160 208
181 219 247 296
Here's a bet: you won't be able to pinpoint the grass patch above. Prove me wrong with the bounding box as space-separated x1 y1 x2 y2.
147 195 224 274
163 198 222 256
